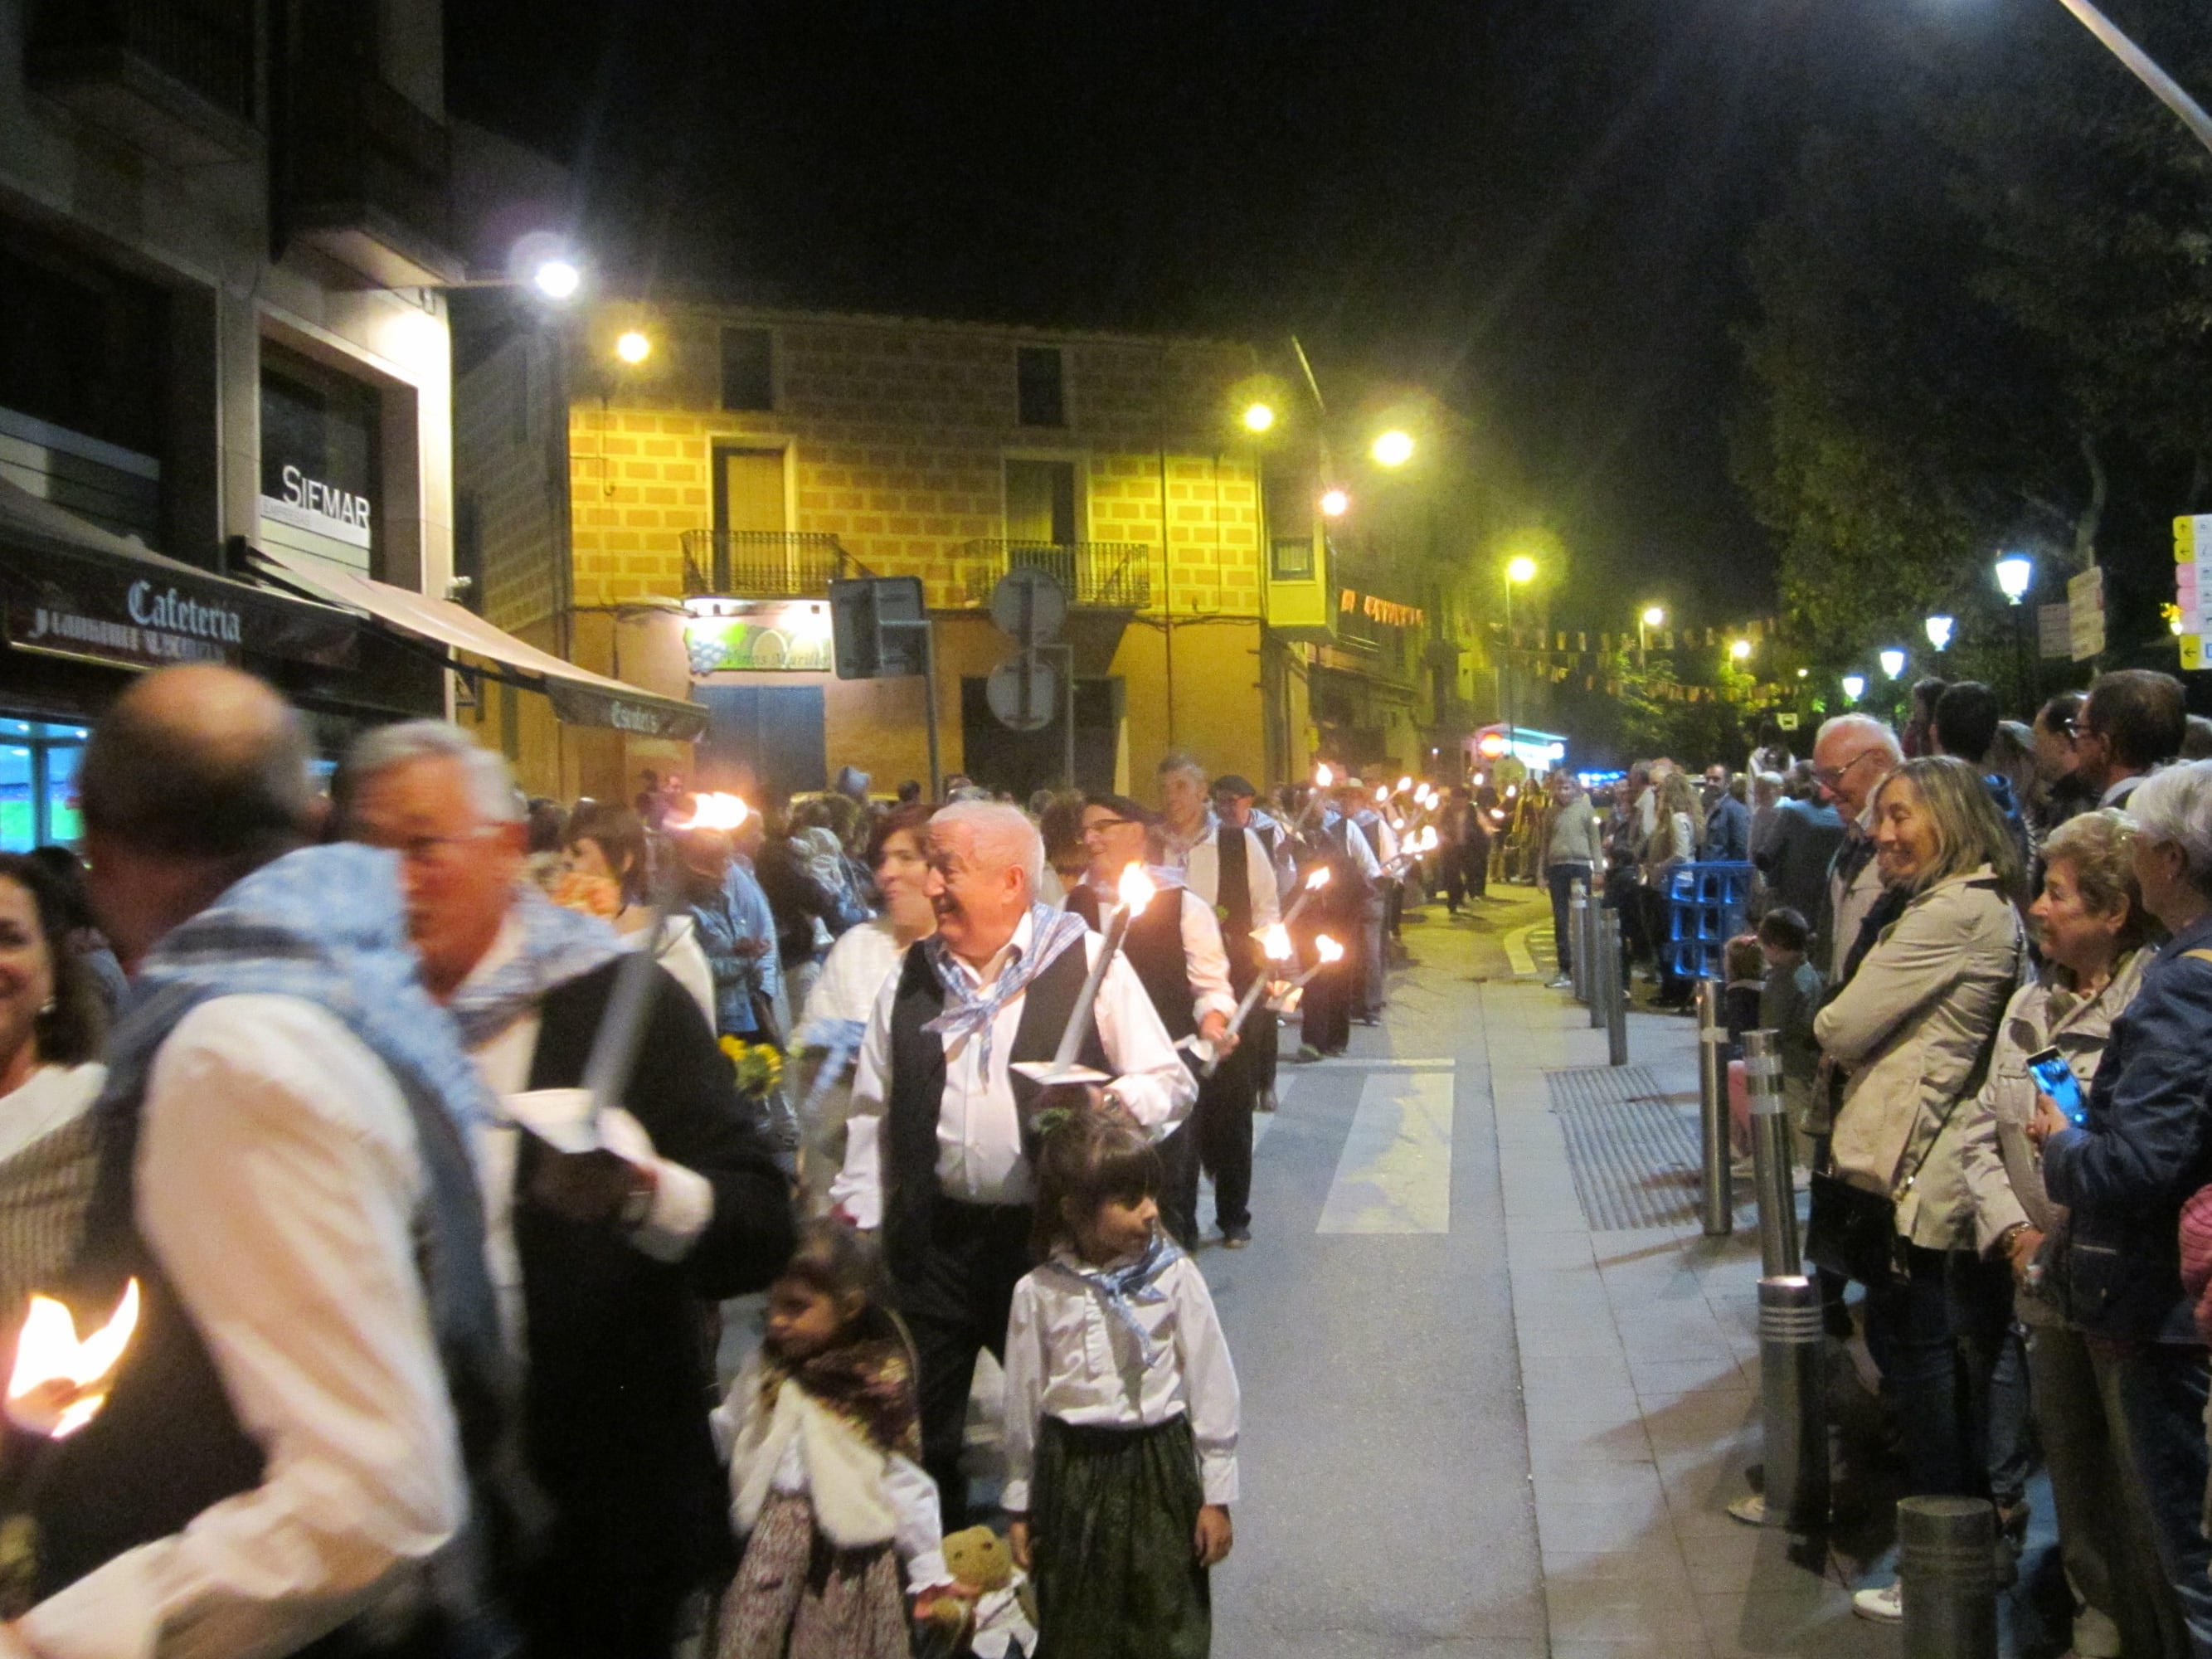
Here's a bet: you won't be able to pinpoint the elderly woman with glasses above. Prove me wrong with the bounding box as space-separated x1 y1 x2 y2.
2030 759 2212 1652
1813 756 2027 1624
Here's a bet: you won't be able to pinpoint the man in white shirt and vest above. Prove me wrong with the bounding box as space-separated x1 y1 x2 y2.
829 800 1193 1525
1213 774 1291 1109
1156 757 1279 1244
3 666 509 1659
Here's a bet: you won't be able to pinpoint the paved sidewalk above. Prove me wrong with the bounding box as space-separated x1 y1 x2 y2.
1484 976 1887 1659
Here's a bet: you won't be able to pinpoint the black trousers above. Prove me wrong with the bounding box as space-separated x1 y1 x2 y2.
894 1197 1033 1530
1444 836 1488 908
1159 1120 1201 1249
1300 953 1352 1053
1196 1051 1255 1230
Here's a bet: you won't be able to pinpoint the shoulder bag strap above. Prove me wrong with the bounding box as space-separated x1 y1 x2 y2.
1893 923 2024 1200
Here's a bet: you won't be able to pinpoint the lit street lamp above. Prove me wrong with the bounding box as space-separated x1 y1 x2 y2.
1842 673 1867 703
1243 401 1276 435
1879 648 1907 680
1638 604 1665 663
1320 488 1349 519
1503 556 1537 751
1728 638 1753 663
1996 556 2034 605
615 330 652 364
1924 614 1955 652
532 259 581 299
1372 430 1415 467
1995 553 2037 710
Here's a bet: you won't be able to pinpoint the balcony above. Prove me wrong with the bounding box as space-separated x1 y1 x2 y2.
951 541 1152 610
283 57 462 287
28 0 259 166
681 531 872 600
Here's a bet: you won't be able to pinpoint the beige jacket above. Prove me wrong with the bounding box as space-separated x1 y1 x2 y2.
1815 866 2024 1248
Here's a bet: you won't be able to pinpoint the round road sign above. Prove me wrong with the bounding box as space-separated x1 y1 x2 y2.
989 566 1067 647
986 649 1059 732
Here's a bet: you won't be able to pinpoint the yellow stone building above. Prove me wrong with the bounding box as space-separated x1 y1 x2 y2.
454 299 1459 803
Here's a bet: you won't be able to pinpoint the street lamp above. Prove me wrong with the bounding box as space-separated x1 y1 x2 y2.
1842 674 1867 702
1372 430 1415 468
1879 648 1907 680
1503 556 1537 752
1319 488 1349 519
1637 604 1665 663
1729 638 1753 663
1995 553 2037 710
615 330 652 365
1242 401 1276 434
1924 614 1955 652
532 259 581 300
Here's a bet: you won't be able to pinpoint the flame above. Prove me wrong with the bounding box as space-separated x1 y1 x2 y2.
1315 934 1345 964
8 1280 140 1439
1315 764 1334 790
1396 775 1412 795
1260 923 1293 961
1418 826 1440 852
670 792 751 833
1304 865 1332 890
1115 863 1156 912
1373 785 1390 804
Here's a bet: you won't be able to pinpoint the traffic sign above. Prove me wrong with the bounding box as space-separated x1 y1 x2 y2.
989 567 1067 649
986 649 1058 732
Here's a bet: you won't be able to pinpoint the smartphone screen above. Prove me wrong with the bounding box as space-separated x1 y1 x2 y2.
2025 1046 2088 1127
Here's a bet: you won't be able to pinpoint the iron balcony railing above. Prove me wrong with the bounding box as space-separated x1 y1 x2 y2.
953 541 1152 609
29 0 256 122
680 531 872 600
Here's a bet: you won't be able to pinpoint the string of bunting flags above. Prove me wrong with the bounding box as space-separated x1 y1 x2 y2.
1484 616 1786 701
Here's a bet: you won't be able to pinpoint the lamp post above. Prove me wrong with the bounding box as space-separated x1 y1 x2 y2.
1841 673 1867 704
1996 553 2036 714
2048 0 2212 161
1505 555 1537 751
1639 604 1665 665
1924 614 1955 654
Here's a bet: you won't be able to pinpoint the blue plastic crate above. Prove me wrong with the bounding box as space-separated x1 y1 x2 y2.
1664 861 1754 980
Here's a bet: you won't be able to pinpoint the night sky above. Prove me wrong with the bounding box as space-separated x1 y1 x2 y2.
445 0 1906 627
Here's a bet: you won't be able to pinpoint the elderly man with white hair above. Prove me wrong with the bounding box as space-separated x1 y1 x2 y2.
1810 713 1904 978
2029 761 2212 1650
338 722 795 1659
830 799 1194 1525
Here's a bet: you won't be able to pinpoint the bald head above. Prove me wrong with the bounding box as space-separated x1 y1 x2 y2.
81 665 315 862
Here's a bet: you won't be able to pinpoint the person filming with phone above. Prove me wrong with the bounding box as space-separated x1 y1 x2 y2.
2030 761 2212 1652
1958 810 2176 1659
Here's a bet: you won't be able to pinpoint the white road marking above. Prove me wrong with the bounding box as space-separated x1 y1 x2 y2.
1316 1066 1456 1234
1503 924 1539 976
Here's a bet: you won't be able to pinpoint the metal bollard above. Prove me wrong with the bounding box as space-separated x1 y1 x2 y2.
1898 1496 1999 1659
1586 893 1606 1029
1744 1029 1799 1276
1757 1275 1829 1534
1697 979 1732 1236
1599 909 1629 1067
1568 881 1590 1004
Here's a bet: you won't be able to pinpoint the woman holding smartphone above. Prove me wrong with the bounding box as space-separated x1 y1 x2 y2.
2031 761 2212 1655
1959 810 2177 1659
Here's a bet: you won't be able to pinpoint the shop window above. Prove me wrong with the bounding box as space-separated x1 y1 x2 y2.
720 328 774 412
1016 347 1064 428
0 722 89 852
257 342 382 581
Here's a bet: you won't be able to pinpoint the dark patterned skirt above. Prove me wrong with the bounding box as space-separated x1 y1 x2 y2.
1031 1414 1209 1659
716 1492 908 1659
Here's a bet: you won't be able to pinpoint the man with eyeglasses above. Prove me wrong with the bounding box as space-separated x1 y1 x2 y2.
339 721 795 1659
1808 713 1903 982
2075 669 2187 810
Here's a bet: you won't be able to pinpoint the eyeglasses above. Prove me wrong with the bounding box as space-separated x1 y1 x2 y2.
1083 816 1140 834
1810 750 1880 789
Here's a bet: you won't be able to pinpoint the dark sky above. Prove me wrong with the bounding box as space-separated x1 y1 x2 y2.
445 0 1892 628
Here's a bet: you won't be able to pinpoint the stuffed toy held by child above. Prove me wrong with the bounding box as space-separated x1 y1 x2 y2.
916 1525 1038 1658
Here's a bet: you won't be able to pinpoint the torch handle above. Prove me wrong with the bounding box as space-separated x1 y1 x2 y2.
1049 907 1127 1072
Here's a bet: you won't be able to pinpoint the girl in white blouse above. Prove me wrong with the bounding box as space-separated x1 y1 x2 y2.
1004 1110 1241 1659
712 1221 952 1659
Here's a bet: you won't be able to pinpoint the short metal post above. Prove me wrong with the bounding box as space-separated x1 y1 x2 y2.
1600 910 1629 1067
1698 978 1732 1236
1757 1275 1829 1533
1744 1029 1799 1276
1568 881 1590 1003
1898 1496 1999 1659
1586 892 1606 1029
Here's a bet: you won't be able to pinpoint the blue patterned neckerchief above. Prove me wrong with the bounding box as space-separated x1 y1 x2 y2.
446 881 626 1049
1053 1233 1183 1365
920 902 1090 1073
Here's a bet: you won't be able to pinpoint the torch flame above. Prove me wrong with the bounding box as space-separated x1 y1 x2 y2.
1261 923 1293 961
1315 934 1345 964
670 791 751 833
1418 826 1440 852
8 1280 140 1439
1304 865 1332 890
1115 863 1156 912
1315 764 1334 790
1396 776 1412 795
1373 786 1390 804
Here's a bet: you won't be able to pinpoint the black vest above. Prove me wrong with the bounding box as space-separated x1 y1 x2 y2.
1213 827 1257 989
884 937 1109 1262
1067 885 1194 1042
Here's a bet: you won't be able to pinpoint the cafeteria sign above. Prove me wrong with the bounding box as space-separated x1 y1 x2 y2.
5 556 357 672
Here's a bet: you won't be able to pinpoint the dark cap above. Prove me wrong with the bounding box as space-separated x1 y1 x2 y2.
1210 774 1257 799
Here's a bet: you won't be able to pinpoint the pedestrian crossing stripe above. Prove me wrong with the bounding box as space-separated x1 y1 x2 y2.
1317 1067 1455 1234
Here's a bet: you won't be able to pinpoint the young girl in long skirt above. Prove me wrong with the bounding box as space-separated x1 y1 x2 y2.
712 1219 953 1659
1004 1110 1242 1659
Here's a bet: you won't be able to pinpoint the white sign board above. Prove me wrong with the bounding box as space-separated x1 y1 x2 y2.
2037 602 2072 660
2068 567 2105 662
986 649 1058 732
989 567 1066 648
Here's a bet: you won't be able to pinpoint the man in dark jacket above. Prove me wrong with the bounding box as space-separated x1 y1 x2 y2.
341 722 796 1659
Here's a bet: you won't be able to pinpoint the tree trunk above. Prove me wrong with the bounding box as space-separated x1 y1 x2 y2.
2073 431 2107 567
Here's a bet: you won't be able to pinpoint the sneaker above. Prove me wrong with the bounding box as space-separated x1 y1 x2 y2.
1221 1224 1252 1248
1294 1044 1324 1064
1256 1088 1278 1113
1546 975 1573 990
1851 1584 1903 1624
1725 1491 1766 1526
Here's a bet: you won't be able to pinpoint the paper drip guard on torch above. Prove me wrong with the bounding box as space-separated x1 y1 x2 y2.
1013 862 1155 1090
1268 933 1344 1012
1189 923 1297 1078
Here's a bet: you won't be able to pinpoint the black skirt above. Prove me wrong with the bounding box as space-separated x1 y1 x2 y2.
1030 1413 1210 1659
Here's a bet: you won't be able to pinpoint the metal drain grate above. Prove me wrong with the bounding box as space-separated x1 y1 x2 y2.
1547 1064 1708 1231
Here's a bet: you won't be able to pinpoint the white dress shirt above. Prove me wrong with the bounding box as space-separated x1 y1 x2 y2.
1169 892 1239 1028
1170 820 1282 935
18 999 463 1659
999 1249 1240 1512
459 917 718 1360
827 913 1195 1229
